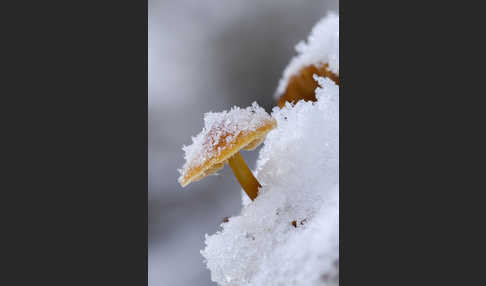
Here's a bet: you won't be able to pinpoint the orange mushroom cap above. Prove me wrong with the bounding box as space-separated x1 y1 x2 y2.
277 63 339 108
178 102 276 187
274 14 339 107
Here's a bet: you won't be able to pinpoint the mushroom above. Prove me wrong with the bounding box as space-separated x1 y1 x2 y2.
178 102 277 200
274 14 339 107
277 63 339 108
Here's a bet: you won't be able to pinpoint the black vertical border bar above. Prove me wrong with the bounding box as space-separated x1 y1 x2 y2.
340 0 442 284
1 1 149 285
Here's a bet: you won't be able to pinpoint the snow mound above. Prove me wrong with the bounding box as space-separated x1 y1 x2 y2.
275 13 339 99
201 77 339 286
178 102 273 185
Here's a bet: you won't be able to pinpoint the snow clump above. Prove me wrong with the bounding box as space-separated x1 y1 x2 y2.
201 76 339 286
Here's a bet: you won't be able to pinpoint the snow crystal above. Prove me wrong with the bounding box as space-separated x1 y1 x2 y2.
275 13 339 99
178 102 273 185
201 77 339 286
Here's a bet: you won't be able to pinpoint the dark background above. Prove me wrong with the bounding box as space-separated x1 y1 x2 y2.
148 0 338 285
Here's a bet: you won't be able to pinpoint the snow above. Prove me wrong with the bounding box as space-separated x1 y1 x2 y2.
275 13 339 99
201 77 339 286
178 102 274 185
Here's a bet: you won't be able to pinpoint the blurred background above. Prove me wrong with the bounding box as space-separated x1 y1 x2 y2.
148 1 338 285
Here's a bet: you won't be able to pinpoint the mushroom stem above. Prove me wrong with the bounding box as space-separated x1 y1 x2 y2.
228 152 261 200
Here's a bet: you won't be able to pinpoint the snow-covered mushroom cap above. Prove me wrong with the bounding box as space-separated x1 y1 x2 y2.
178 102 276 188
275 13 339 107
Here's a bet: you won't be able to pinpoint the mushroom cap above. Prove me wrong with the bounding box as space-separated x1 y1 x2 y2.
277 63 338 108
178 102 276 187
275 13 339 106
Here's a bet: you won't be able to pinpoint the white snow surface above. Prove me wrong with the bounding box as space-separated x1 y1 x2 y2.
275 13 339 99
201 77 339 286
178 102 273 185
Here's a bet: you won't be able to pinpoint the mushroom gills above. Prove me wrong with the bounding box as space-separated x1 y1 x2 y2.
243 137 265 151
193 162 225 182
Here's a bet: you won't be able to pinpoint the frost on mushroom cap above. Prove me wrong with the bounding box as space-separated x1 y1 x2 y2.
202 77 338 286
275 13 339 100
178 102 276 187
